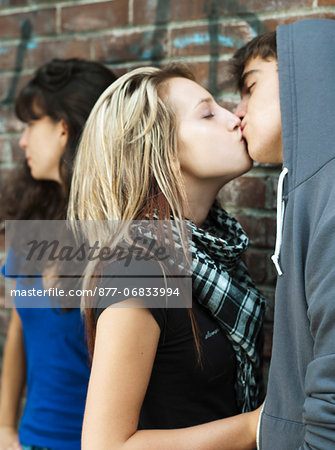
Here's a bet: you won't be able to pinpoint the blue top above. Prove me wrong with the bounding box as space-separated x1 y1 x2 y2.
1 249 90 449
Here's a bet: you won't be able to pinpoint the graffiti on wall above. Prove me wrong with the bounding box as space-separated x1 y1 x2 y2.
204 0 268 95
0 0 266 108
0 19 32 109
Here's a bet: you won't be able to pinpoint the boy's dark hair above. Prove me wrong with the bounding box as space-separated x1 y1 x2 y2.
230 31 277 91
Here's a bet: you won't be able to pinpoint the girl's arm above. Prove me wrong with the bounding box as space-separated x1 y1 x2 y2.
0 309 26 450
82 303 260 450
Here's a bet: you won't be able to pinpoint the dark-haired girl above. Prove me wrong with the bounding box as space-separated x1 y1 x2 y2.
0 58 116 450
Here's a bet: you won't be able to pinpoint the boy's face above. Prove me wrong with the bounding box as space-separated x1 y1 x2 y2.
235 57 283 164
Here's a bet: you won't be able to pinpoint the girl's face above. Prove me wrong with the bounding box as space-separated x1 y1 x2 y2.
165 77 252 188
19 115 68 183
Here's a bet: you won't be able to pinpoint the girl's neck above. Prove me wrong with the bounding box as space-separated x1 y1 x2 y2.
183 177 224 227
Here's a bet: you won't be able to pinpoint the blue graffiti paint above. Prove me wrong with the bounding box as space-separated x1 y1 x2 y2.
218 34 235 47
173 32 243 49
1 19 32 107
27 41 37 50
174 33 209 48
141 49 152 59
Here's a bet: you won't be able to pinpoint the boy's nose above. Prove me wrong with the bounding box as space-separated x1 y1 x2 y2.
235 98 248 120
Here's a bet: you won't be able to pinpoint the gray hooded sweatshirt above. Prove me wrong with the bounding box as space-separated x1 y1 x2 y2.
259 19 335 450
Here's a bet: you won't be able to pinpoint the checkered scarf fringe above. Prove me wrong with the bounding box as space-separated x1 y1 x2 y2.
188 203 266 412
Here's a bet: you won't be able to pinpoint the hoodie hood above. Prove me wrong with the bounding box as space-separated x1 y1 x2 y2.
271 19 335 276
277 19 335 194
260 19 335 449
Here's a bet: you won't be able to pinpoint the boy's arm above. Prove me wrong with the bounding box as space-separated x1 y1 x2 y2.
301 212 335 449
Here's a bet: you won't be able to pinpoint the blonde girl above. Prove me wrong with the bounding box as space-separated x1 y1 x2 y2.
69 64 265 450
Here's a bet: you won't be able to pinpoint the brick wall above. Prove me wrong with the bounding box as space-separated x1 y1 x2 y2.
0 0 335 378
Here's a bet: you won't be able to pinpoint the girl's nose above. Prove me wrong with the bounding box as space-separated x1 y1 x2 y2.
225 109 241 131
19 127 29 150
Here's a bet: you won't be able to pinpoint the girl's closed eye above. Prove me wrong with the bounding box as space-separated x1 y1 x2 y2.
203 113 215 119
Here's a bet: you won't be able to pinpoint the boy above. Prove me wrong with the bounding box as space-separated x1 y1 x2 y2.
231 19 335 449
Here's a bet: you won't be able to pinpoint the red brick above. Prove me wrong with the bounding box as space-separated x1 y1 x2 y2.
185 61 235 93
133 0 166 25
243 249 274 285
262 360 270 386
11 136 25 163
133 0 208 25
61 0 128 33
0 255 4 271
263 322 273 359
215 61 236 92
217 99 239 114
171 22 255 58
218 176 266 209
219 0 313 13
318 0 335 5
108 64 152 79
0 0 28 9
23 38 91 69
0 43 18 71
0 9 56 40
110 66 129 79
0 73 32 105
0 137 11 162
234 214 276 248
0 232 4 253
134 0 313 25
260 286 275 323
182 62 209 88
245 250 267 284
0 75 10 102
0 106 23 133
266 257 277 286
264 12 335 31
93 30 168 63
0 307 10 335
270 174 281 209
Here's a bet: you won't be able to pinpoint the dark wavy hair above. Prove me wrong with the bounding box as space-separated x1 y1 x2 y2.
229 31 277 91
0 58 117 221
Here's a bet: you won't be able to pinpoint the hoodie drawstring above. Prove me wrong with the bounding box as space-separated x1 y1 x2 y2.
271 167 288 276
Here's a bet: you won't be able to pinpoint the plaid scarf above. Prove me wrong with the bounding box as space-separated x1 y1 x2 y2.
188 203 266 412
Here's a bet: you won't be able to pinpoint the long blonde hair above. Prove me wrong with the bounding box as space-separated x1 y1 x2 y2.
68 64 200 356
68 64 195 223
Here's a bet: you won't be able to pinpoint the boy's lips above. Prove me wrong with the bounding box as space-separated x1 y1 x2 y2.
241 123 247 143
